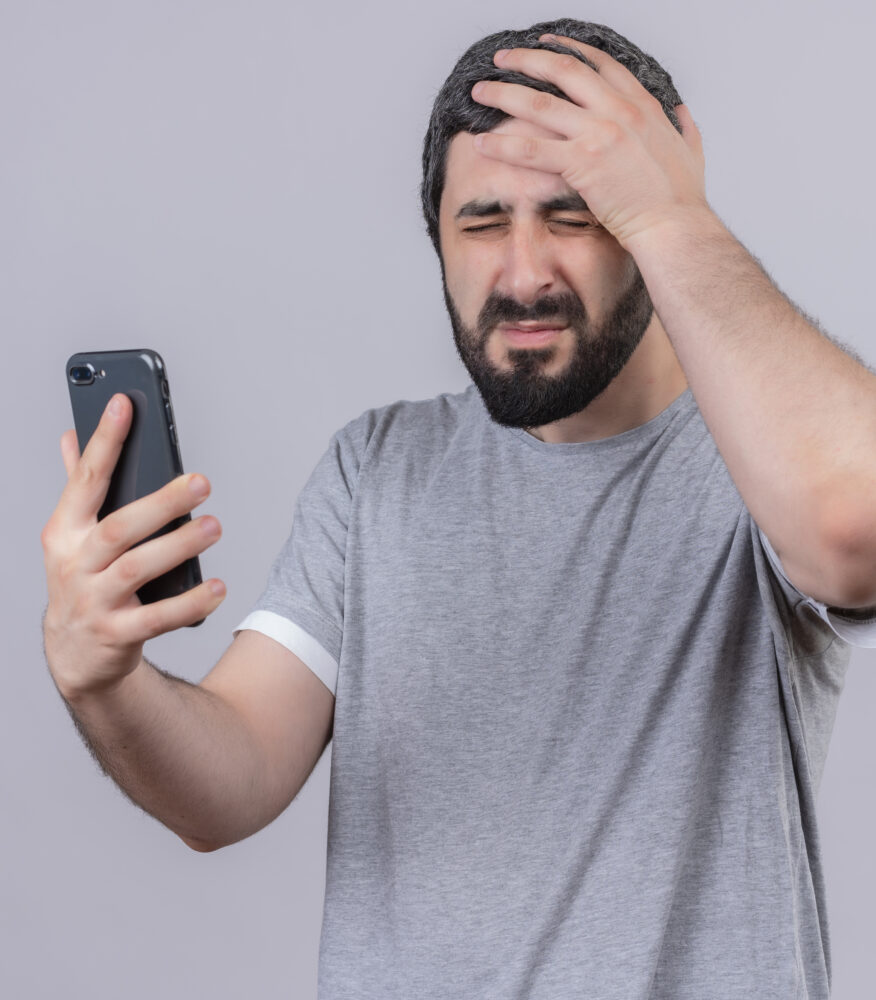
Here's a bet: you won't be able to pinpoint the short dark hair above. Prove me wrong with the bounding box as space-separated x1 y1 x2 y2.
420 19 683 256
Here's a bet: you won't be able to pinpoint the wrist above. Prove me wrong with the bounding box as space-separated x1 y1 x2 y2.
54 655 147 710
623 204 726 261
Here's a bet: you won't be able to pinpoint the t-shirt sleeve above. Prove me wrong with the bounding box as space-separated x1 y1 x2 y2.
234 417 371 695
757 527 876 648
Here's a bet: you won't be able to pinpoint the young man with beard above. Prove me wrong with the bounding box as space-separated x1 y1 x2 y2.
41 18 876 999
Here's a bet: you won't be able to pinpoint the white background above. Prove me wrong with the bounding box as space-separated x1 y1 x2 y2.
2 1 874 996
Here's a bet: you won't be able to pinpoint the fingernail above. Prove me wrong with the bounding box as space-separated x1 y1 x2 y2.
108 395 124 417
189 474 209 496
494 48 510 62
539 33 556 41
472 82 485 98
209 580 226 597
201 516 220 536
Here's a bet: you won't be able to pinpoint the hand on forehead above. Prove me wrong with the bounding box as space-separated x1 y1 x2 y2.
472 34 666 138
468 33 705 249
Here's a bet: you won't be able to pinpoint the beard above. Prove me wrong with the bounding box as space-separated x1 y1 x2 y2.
443 269 654 429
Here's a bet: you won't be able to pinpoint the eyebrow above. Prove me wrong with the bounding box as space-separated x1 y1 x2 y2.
455 192 591 220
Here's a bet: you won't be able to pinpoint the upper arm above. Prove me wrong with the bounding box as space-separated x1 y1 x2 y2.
768 530 876 611
199 629 335 826
759 527 876 647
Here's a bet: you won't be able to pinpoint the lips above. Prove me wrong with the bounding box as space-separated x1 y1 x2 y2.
498 322 567 347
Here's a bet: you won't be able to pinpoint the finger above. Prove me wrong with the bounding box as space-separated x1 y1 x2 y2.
674 104 704 160
491 46 618 116
82 472 212 573
537 35 646 101
62 394 133 525
117 578 227 641
107 514 222 600
60 429 80 479
473 129 568 175
472 79 590 139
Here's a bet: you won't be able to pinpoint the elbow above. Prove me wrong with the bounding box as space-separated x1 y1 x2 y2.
177 832 225 853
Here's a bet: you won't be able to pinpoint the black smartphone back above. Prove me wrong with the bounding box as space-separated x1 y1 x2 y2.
66 349 203 614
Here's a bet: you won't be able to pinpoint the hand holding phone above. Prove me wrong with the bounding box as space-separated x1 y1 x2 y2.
66 349 203 606
41 351 226 702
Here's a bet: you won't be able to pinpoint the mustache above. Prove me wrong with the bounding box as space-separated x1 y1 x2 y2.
477 292 588 334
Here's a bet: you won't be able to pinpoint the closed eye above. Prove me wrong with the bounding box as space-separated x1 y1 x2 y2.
551 218 597 228
462 222 507 233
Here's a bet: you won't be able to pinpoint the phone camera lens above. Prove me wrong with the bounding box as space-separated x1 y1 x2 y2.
69 364 96 385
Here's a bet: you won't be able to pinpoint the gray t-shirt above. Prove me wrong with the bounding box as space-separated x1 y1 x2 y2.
238 385 875 999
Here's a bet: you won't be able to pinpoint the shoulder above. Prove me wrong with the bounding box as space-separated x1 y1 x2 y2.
332 385 480 470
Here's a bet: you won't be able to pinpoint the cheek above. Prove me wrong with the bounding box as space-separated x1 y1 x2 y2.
573 250 639 321
444 250 495 326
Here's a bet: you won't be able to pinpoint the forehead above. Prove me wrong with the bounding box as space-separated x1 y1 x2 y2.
441 118 578 216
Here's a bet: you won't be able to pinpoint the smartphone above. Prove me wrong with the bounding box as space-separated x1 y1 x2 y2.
66 349 204 619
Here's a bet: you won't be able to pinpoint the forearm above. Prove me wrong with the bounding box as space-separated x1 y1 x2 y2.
629 208 876 605
60 658 267 851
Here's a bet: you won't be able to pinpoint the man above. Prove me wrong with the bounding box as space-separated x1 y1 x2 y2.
42 18 876 999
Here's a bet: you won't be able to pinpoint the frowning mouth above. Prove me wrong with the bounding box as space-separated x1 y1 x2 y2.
497 322 567 348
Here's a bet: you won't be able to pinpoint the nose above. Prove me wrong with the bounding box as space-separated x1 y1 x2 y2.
499 227 555 305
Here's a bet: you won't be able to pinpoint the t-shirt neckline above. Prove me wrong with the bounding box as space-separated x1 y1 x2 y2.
489 387 696 456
